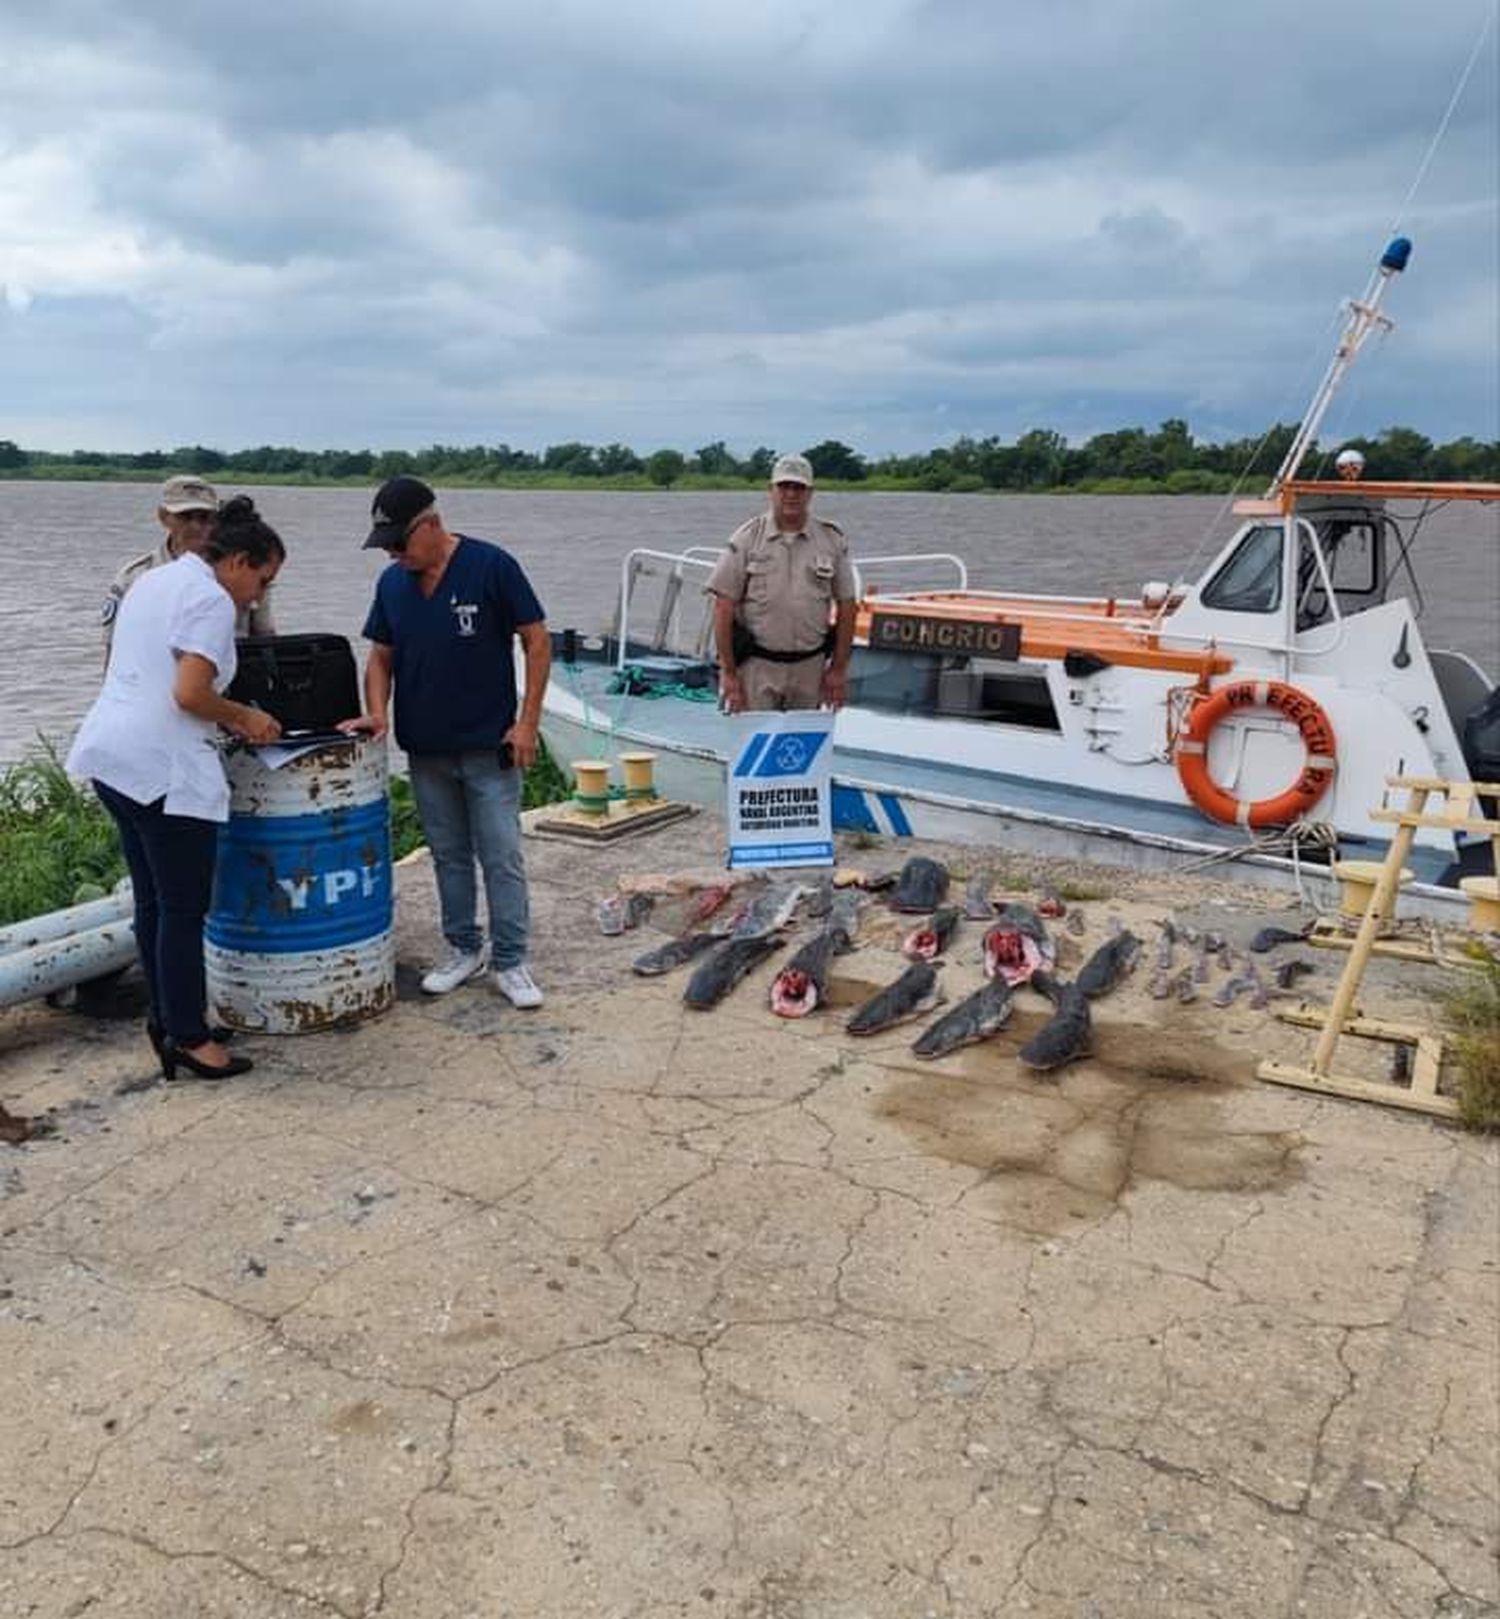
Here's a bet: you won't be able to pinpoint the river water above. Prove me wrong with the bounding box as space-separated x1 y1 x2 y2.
2 481 1495 767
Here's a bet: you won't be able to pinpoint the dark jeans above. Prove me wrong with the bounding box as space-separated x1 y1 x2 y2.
94 781 219 1047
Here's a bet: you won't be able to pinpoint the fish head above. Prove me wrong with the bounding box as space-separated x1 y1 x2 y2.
770 966 817 1018
982 923 1051 985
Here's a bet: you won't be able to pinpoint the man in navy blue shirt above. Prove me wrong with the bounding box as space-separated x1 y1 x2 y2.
347 477 552 1005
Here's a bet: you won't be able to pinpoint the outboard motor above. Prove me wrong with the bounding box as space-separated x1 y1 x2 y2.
1463 686 1500 820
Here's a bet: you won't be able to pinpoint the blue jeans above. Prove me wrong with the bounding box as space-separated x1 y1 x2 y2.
94 780 219 1047
408 750 529 969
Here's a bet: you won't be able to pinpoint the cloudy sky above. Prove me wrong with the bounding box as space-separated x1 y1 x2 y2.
2 0 1496 457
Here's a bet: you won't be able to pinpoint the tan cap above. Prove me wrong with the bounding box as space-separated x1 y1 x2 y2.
159 475 220 513
770 453 813 486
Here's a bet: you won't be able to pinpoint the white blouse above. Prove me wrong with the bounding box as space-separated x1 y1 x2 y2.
67 554 239 822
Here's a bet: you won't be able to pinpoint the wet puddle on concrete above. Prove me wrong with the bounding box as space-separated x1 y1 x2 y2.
838 974 1302 1235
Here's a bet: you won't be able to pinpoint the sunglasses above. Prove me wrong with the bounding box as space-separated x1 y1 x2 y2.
386 512 431 554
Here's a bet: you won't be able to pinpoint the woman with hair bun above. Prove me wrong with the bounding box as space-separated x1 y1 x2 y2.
67 495 287 1081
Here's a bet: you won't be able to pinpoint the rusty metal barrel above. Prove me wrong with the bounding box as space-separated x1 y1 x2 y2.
205 737 395 1033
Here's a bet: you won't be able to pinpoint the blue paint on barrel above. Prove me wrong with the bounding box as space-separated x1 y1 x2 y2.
205 739 396 1032
206 800 392 954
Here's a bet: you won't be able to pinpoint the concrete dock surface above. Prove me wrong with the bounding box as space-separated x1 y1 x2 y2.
2 813 1496 1619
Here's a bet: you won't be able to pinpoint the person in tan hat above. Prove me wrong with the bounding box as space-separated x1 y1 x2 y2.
706 453 858 712
100 475 277 658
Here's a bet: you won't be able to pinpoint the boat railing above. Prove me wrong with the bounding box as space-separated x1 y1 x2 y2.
613 548 721 666
852 553 968 596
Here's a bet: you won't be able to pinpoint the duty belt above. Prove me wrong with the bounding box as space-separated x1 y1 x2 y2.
733 622 835 665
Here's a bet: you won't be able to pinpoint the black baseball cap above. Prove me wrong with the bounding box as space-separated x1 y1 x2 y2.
364 475 436 549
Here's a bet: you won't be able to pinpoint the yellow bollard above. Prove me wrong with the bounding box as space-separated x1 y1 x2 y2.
571 759 612 816
1334 858 1412 925
1459 876 1500 933
619 752 658 802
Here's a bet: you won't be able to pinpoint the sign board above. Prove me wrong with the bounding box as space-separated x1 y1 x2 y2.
869 612 1021 660
726 711 835 870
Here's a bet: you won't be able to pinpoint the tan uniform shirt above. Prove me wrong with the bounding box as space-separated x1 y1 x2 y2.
101 539 276 655
705 512 856 655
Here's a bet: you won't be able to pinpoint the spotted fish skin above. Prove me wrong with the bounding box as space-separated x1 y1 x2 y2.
1076 931 1141 999
769 929 842 1018
903 906 961 961
1018 973 1092 1071
889 857 951 914
846 961 943 1035
684 935 783 1008
911 978 1014 1059
631 933 725 976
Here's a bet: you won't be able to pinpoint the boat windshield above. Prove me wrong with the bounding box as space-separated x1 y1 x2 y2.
1200 525 1283 614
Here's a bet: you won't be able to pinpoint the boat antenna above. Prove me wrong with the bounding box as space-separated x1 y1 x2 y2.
1265 235 1411 497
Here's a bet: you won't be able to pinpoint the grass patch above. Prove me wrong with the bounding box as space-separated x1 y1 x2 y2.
1056 880 1113 902
0 741 127 925
1444 943 1500 1131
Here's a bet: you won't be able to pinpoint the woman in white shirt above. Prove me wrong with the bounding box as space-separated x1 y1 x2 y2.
68 496 285 1081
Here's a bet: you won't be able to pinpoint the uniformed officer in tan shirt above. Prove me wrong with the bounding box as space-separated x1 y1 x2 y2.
706 454 858 712
100 475 277 658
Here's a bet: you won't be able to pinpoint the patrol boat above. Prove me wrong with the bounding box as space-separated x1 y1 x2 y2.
540 239 1498 897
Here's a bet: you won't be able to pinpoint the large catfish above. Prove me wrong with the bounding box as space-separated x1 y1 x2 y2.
888 858 950 913
683 936 783 1009
769 928 844 1018
1017 972 1092 1071
846 961 943 1036
911 977 1015 1060
982 903 1056 986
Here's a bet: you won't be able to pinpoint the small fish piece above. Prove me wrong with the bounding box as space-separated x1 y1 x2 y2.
803 876 835 920
1077 930 1141 999
1212 973 1254 1009
1245 962 1270 1010
1203 930 1227 955
963 871 997 920
769 928 843 1018
1216 940 1234 973
1149 968 1173 1000
596 895 628 935
1173 970 1199 1005
1018 972 1092 1071
846 961 943 1036
1192 938 1212 984
860 870 903 893
911 977 1015 1059
1176 923 1201 947
631 932 724 976
730 881 804 940
1037 885 1067 919
1053 933 1081 970
1250 922 1314 953
688 883 734 926
1273 958 1316 991
828 889 863 950
889 857 951 913
684 935 784 1008
1155 924 1176 972
903 906 961 962
1065 910 1087 937
983 903 1056 986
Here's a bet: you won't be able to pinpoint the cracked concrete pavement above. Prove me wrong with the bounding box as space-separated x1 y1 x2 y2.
2 814 1496 1618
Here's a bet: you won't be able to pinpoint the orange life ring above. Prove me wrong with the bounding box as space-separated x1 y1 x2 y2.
1175 680 1337 827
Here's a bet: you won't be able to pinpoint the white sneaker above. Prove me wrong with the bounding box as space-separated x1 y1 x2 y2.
492 963 544 1009
420 949 488 995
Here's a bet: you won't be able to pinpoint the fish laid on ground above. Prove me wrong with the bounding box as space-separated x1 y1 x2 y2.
687 883 735 925
597 892 655 935
802 876 835 920
730 882 804 940
903 906 961 961
828 889 863 948
1037 885 1067 919
631 932 726 976
1077 930 1141 999
1149 968 1173 1000
1192 938 1212 984
1212 972 1255 1009
846 961 943 1035
1018 972 1092 1071
1155 924 1176 971
1274 958 1316 991
982 903 1056 985
1250 922 1314 953
684 935 784 1008
1245 962 1271 1010
769 928 844 1018
911 977 1015 1059
859 870 903 893
1173 970 1199 1005
1065 910 1087 937
889 857 951 913
1216 940 1234 972
963 872 997 920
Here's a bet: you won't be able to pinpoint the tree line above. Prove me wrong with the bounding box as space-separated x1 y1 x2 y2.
0 420 1493 491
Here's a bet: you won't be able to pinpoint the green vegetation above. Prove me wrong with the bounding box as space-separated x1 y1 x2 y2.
1444 944 1500 1132
0 742 126 926
2 739 575 924
2 421 1493 495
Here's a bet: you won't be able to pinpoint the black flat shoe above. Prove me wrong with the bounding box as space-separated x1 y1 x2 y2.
161 1041 253 1083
